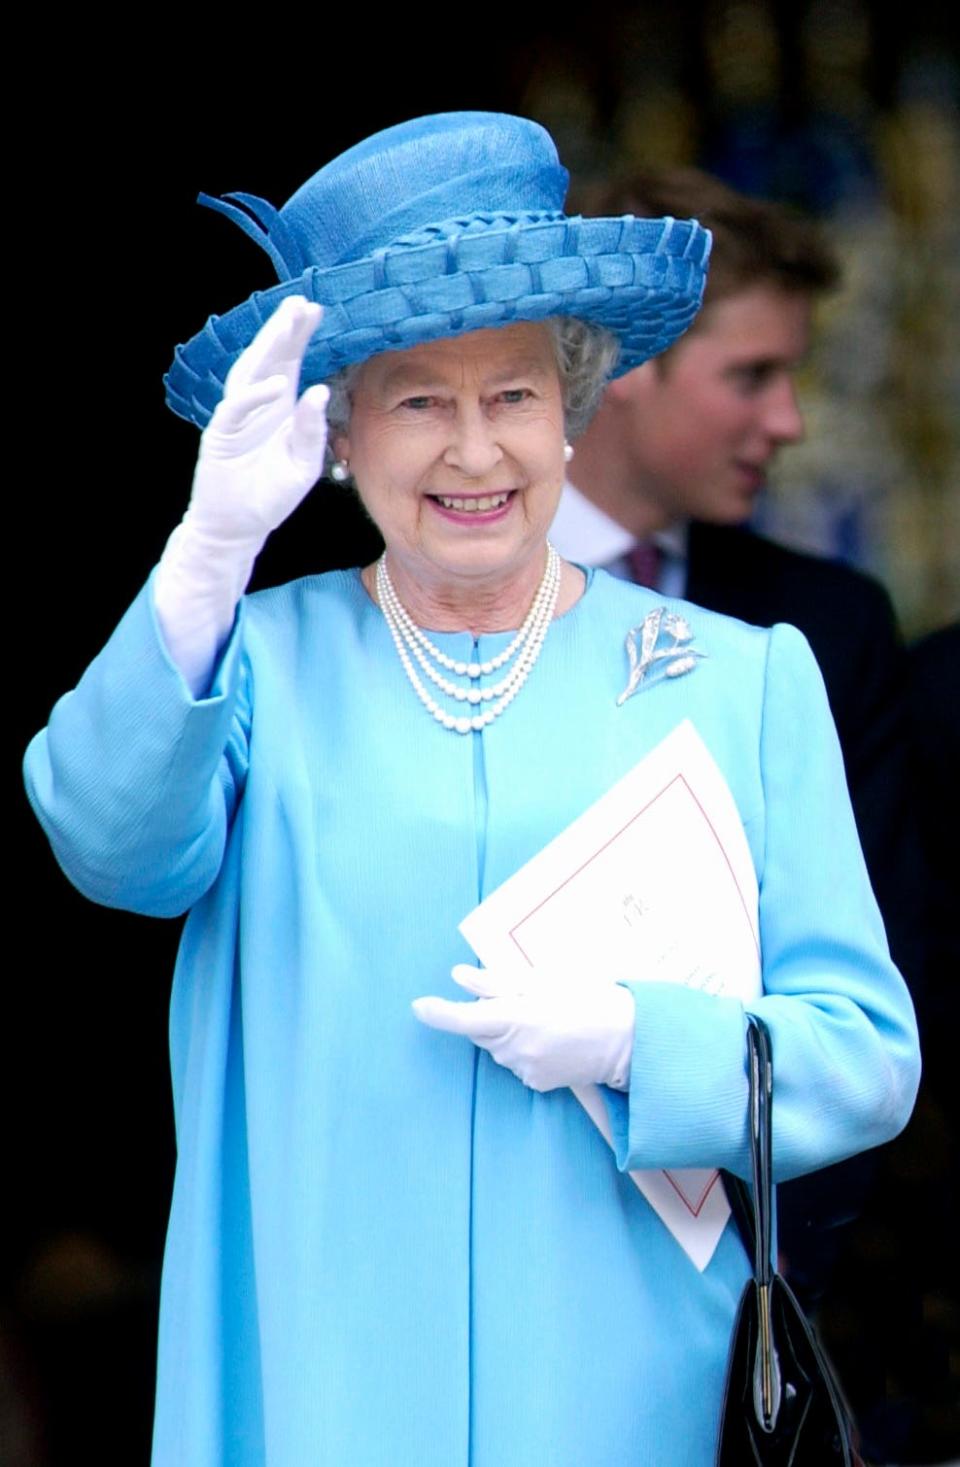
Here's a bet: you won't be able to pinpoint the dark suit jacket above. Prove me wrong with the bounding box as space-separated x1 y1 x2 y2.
905 624 959 1121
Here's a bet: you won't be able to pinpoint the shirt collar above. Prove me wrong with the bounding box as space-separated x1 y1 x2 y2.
550 481 688 566
550 481 637 565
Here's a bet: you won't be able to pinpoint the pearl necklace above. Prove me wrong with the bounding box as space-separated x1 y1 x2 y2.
376 545 561 734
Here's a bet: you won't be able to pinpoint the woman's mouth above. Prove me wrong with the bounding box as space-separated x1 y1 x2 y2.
427 491 516 521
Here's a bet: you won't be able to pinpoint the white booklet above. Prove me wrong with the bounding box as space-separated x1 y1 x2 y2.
459 719 762 1271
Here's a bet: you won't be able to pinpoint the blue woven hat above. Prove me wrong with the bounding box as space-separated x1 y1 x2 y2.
165 111 712 429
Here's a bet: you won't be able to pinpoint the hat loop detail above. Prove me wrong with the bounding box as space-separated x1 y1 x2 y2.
197 191 304 283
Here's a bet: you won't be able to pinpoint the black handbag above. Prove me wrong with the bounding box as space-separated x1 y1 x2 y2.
716 1015 861 1466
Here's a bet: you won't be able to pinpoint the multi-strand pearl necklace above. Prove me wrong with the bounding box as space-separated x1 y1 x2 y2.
376 544 561 734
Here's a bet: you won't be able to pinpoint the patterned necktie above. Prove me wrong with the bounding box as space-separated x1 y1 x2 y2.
627 540 663 590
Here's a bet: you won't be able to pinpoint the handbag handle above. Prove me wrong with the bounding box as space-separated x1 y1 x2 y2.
720 1015 782 1430
745 1014 779 1430
721 1016 774 1278
747 1014 774 1287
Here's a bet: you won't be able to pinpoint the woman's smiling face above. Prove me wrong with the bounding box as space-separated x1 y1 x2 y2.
335 322 567 605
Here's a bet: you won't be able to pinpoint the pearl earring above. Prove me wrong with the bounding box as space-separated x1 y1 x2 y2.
563 442 574 463
330 459 351 483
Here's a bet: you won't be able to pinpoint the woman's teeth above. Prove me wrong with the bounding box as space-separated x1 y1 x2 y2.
435 493 511 512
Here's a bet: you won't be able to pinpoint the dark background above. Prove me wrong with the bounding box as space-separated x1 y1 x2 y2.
10 10 958 1464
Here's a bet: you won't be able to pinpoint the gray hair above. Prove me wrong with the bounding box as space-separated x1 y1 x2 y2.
546 317 620 438
324 316 619 467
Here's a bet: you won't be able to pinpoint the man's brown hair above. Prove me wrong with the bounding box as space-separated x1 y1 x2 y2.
573 168 840 309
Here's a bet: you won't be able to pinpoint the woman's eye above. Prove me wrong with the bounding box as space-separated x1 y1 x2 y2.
498 388 531 405
401 396 435 411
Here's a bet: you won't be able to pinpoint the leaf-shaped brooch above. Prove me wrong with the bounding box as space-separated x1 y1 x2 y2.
617 608 706 706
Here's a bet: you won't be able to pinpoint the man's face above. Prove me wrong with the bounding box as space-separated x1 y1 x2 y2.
609 283 812 526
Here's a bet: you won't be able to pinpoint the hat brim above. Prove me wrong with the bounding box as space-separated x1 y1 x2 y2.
165 212 711 428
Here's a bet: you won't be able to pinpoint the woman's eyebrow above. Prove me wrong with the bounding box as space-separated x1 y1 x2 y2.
373 364 457 399
483 357 553 384
378 356 552 396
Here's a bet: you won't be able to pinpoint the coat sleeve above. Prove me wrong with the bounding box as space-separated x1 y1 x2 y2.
602 620 921 1182
23 574 251 918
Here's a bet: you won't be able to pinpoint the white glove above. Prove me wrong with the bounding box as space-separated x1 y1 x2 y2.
154 296 330 695
412 965 635 1093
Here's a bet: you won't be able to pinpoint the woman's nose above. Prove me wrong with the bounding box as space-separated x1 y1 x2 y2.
443 404 504 477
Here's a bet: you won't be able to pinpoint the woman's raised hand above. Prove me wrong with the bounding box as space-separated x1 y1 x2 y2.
191 296 329 544
154 297 329 697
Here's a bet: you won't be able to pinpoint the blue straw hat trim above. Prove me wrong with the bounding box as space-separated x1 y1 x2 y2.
197 192 306 282
165 211 711 428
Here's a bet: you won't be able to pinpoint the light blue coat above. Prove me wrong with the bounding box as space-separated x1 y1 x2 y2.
24 567 919 1466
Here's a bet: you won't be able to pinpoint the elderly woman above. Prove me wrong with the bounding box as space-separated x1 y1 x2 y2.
25 113 918 1465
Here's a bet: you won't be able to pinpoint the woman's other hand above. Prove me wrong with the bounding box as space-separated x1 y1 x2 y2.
154 297 328 695
413 965 635 1092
